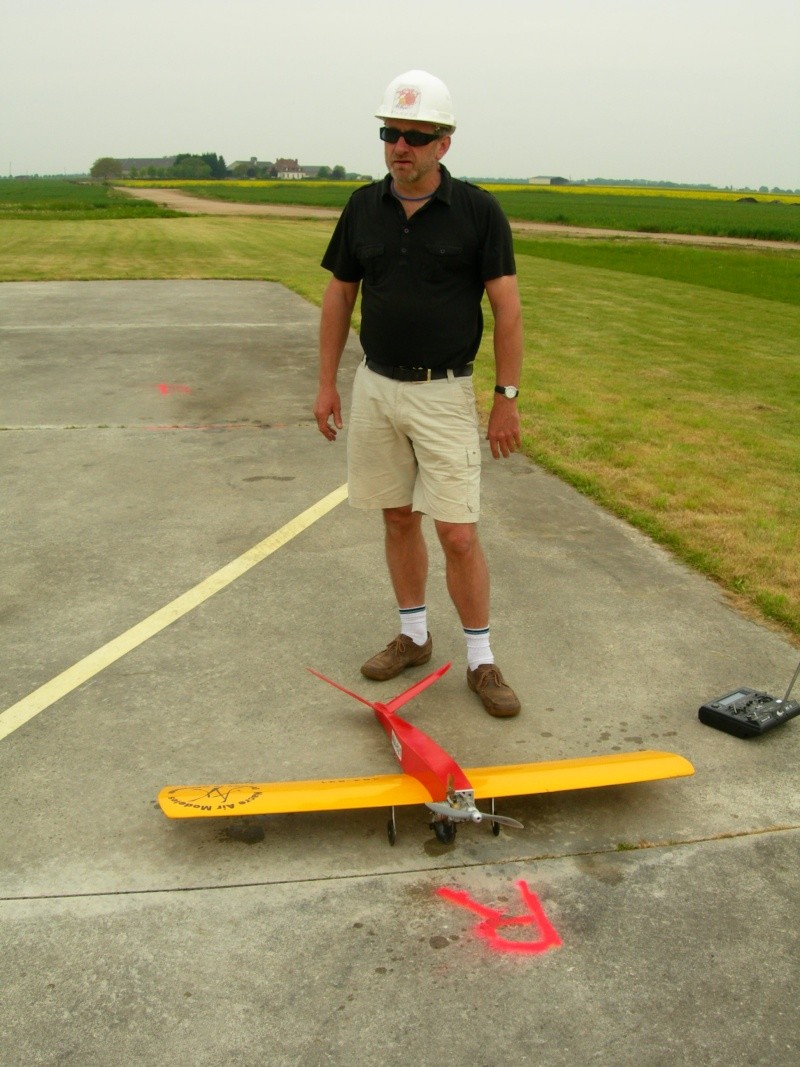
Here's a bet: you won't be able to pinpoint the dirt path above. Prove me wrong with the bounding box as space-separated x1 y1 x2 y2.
119 185 800 251
120 185 341 219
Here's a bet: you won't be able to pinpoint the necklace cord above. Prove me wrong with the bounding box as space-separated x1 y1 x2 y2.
391 180 436 202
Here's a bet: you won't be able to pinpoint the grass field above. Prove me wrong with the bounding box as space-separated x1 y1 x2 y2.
489 185 800 242
513 238 800 307
117 178 800 242
1 198 798 640
0 179 178 220
6 177 800 241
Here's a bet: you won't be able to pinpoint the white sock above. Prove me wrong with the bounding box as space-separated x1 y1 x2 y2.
399 605 428 646
464 626 493 671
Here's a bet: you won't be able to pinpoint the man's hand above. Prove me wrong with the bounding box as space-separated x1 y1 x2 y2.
315 277 358 441
486 397 522 459
314 385 343 441
484 273 524 459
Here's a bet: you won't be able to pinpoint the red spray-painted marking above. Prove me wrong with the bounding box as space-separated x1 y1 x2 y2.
145 422 265 432
437 879 562 955
157 383 192 395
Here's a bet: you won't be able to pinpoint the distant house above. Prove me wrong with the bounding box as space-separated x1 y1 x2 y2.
274 157 305 180
230 157 274 177
528 175 569 186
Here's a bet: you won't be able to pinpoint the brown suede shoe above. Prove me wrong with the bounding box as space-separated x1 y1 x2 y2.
360 632 433 681
467 663 521 717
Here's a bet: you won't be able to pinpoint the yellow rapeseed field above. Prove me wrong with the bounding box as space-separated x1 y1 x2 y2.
120 178 798 205
480 183 798 203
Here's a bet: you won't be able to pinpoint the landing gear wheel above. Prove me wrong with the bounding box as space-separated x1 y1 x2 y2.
387 818 397 846
491 820 501 837
433 819 456 845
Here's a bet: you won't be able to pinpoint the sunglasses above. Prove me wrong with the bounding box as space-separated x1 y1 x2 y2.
379 126 441 147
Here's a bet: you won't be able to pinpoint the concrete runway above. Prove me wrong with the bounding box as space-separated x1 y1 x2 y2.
1 280 798 1065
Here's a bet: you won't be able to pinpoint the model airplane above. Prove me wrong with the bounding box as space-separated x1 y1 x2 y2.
158 662 694 844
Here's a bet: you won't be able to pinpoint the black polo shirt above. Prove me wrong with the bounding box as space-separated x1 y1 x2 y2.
321 165 516 370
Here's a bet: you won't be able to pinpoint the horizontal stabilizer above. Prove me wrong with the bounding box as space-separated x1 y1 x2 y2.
305 662 451 714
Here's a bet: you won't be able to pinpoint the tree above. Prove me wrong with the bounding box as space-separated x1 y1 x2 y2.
202 152 227 179
171 154 212 179
331 165 346 180
90 157 123 179
171 152 227 180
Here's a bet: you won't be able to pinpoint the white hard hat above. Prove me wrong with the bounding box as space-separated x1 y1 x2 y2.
375 69 456 129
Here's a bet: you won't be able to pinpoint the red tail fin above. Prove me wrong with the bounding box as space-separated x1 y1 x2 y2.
306 668 378 710
307 662 450 715
383 662 451 714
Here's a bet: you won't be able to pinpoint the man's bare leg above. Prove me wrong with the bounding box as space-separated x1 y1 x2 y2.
384 505 428 608
433 519 489 630
435 518 521 717
360 505 431 680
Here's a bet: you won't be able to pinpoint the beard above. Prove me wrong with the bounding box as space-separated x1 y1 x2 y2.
387 151 438 189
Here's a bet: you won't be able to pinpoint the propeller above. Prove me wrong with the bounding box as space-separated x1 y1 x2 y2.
425 801 524 830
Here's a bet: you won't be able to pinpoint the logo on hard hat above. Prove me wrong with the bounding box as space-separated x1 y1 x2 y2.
392 86 421 115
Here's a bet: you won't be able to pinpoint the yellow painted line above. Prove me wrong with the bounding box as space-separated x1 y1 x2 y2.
0 483 348 743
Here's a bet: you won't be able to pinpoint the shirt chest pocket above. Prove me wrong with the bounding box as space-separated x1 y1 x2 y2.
357 243 386 285
424 243 466 283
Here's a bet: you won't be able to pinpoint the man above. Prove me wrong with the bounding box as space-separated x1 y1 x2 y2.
313 69 524 717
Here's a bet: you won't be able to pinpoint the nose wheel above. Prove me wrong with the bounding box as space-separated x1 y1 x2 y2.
431 816 457 845
387 797 515 844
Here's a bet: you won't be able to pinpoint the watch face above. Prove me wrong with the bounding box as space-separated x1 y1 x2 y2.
496 385 519 398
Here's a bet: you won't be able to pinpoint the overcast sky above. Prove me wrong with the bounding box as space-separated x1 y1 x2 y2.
3 0 798 189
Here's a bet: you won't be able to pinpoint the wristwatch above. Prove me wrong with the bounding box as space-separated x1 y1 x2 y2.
494 385 519 399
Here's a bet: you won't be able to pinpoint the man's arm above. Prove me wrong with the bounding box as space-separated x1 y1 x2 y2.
484 274 524 460
314 277 360 441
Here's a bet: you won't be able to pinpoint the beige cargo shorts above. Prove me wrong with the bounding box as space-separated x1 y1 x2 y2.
347 360 482 523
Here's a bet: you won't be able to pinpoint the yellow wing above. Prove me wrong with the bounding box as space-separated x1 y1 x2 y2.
158 772 433 819
158 750 692 820
466 750 694 799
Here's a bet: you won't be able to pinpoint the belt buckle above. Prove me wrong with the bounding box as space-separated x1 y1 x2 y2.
402 366 426 382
